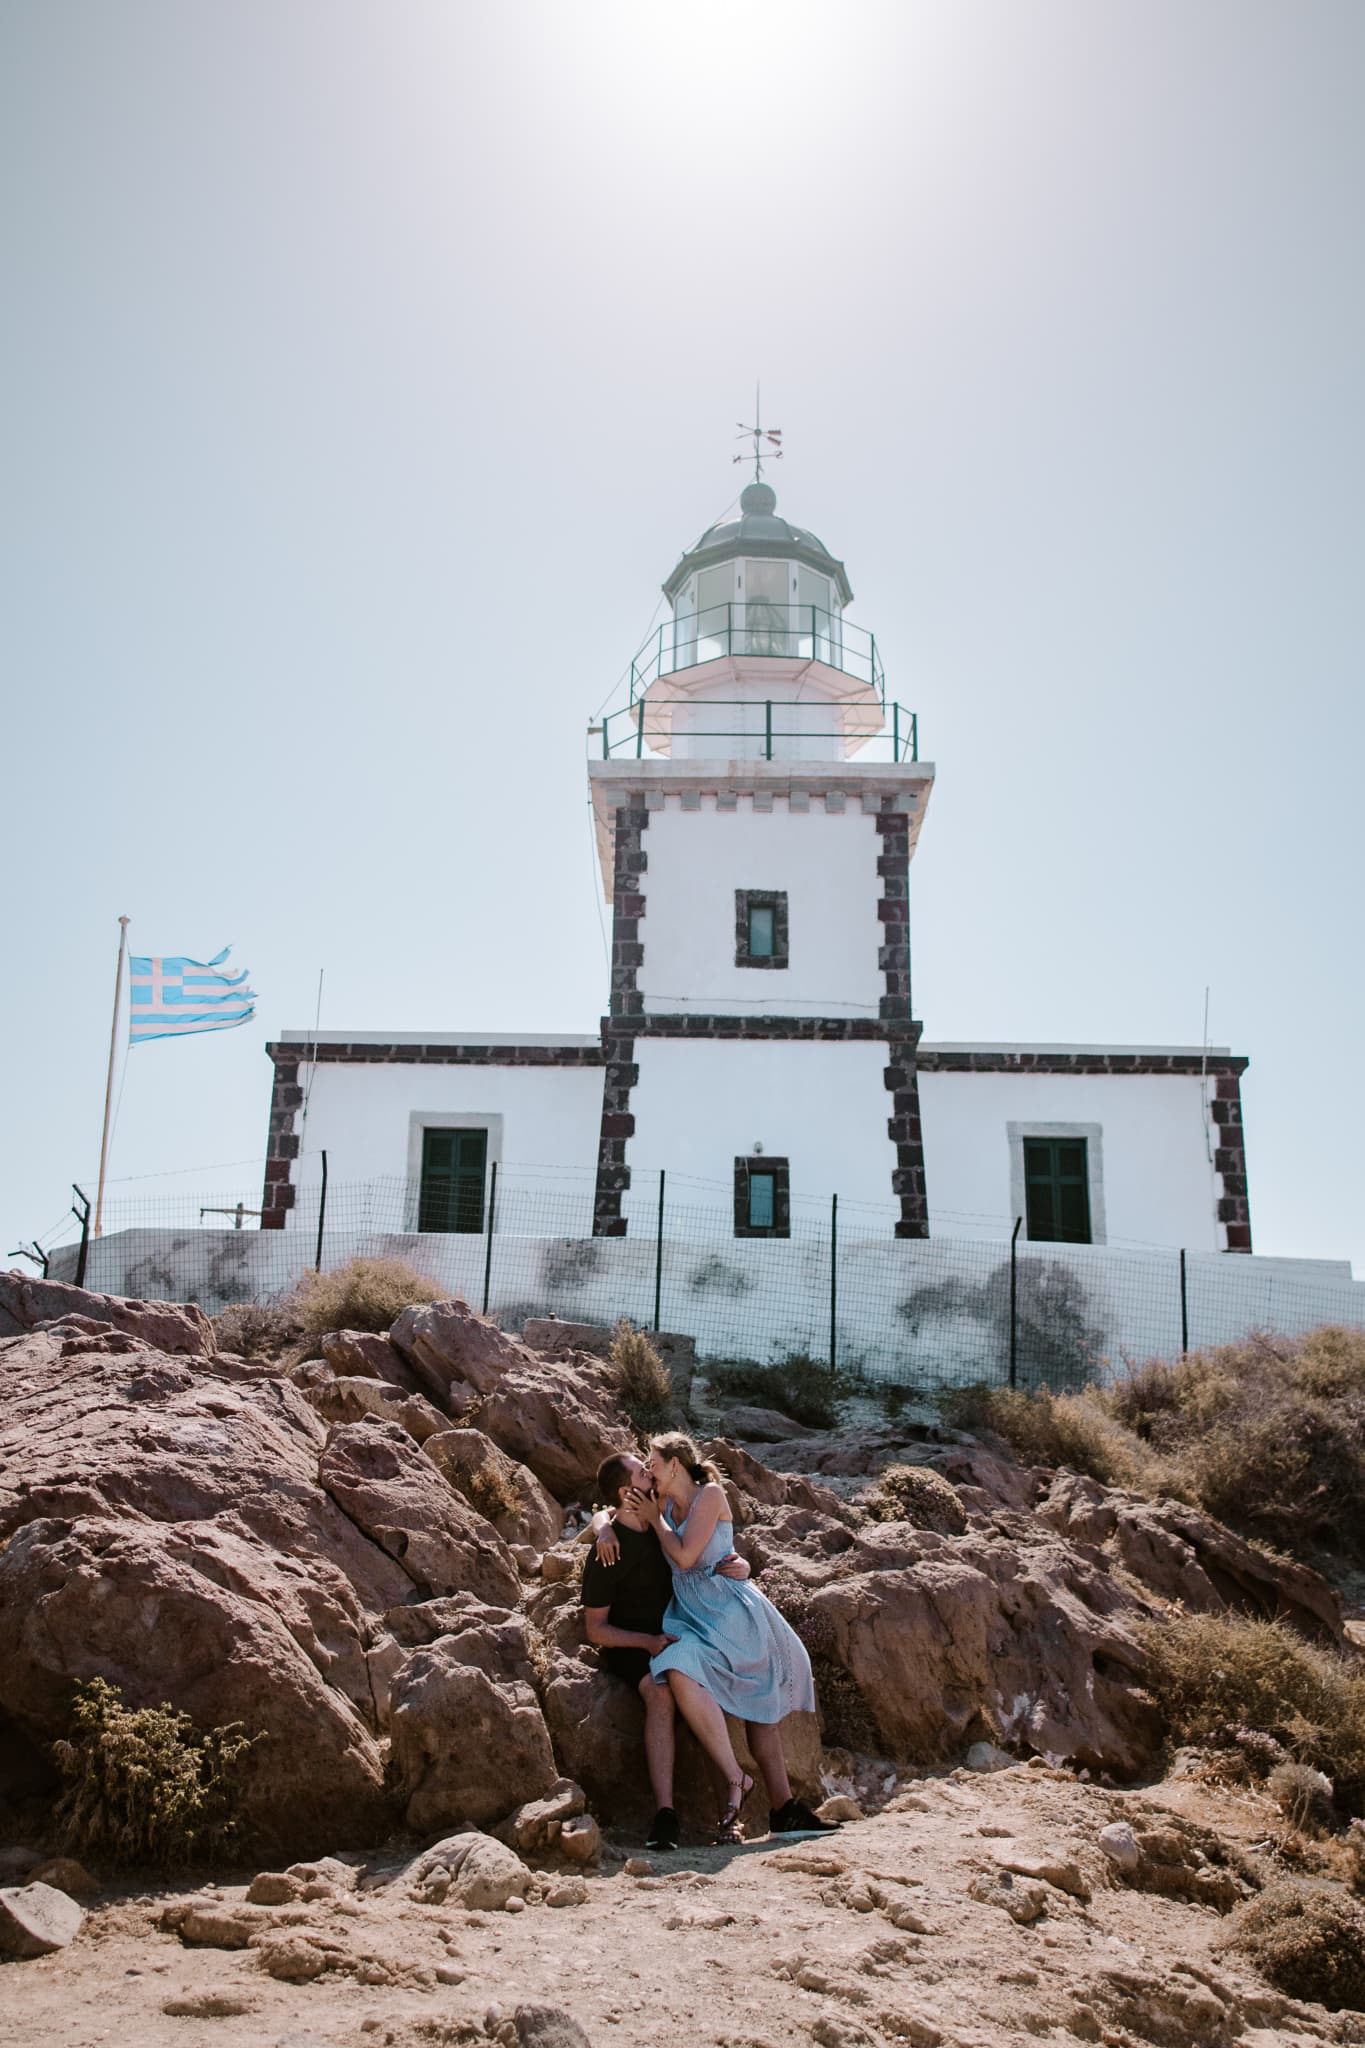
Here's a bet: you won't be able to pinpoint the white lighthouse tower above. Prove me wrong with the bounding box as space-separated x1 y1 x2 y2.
588 474 935 1240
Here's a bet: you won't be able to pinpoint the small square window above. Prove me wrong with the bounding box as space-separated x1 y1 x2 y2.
735 889 789 969
733 1155 790 1237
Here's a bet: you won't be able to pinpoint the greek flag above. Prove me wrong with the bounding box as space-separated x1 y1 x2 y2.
128 946 258 1045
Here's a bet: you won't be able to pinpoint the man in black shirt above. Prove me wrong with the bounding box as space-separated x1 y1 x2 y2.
581 1449 748 1851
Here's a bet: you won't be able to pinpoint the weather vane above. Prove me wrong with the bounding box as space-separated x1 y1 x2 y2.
735 383 782 482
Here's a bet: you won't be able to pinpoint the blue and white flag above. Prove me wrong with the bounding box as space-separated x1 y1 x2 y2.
128 946 258 1045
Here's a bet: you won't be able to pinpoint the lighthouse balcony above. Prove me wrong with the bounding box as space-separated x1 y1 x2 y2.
597 690 919 763
631 602 882 699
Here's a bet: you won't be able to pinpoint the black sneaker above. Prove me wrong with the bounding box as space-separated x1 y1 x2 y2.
645 1806 680 1851
769 1797 842 1836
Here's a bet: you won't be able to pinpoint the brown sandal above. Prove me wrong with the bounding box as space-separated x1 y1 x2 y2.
713 1772 754 1845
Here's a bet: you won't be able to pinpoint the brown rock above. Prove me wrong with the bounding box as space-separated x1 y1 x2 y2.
751 1504 1163 1778
990 1846 1091 1898
293 1364 446 1445
407 1832 534 1910
27 1857 98 1900
0 1881 85 1957
320 1327 423 1393
388 1607 557 1831
253 1933 329 1981
318 1421 521 1608
245 1872 302 1905
389 1297 522 1411
0 1322 423 1854
424 1428 564 1550
178 1902 268 1948
511 2007 594 2048
0 1272 214 1354
706 1439 849 1518
474 1354 632 1502
557 1814 601 1864
1038 1472 1344 1642
496 1778 586 1855
720 1404 817 1442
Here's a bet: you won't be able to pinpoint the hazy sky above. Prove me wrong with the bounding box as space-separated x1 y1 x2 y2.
3 1 1361 1271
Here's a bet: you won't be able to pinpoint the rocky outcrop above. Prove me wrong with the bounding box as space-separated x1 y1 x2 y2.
423 1428 564 1551
390 1297 522 1412
293 1360 446 1443
0 1310 528 1854
741 1503 1165 1777
388 1602 557 1831
474 1357 631 1503
0 1270 214 1354
318 1421 522 1609
319 1326 424 1394
1035 1470 1344 1642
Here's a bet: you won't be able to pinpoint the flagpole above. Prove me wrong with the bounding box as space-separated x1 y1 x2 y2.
94 916 130 1239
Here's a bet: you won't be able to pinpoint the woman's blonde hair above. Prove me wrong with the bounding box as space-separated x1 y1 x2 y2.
649 1431 722 1488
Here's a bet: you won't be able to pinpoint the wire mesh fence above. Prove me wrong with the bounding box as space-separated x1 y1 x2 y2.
36 1165 1365 1392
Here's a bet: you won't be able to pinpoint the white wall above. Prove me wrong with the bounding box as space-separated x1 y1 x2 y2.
624 1038 900 1223
639 795 885 1019
919 1068 1222 1250
290 1059 605 1231
54 1225 1364 1383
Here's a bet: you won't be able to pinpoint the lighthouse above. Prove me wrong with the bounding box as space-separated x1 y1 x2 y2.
588 476 935 1240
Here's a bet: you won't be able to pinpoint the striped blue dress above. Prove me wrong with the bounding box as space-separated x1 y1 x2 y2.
649 1500 816 1724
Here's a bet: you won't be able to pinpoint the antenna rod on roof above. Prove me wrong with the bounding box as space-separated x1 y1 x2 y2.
735 381 782 481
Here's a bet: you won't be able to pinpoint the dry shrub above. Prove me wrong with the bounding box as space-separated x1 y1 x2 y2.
52 1677 257 1868
211 1300 301 1360
1219 1879 1365 2010
705 1353 849 1431
1268 1760 1336 1833
940 1383 1144 1489
465 1460 524 1527
1110 1327 1365 1560
290 1256 447 1337
608 1319 674 1433
1137 1612 1365 1813
866 1464 967 1535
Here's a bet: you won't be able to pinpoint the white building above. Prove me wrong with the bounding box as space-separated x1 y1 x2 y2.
261 477 1253 1262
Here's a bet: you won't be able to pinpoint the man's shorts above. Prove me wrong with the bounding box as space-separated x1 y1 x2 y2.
599 1646 654 1689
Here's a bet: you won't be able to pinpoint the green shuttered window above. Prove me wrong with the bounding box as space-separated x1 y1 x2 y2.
1023 1137 1092 1244
419 1127 488 1233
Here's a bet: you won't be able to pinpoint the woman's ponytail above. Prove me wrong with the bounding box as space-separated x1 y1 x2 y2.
649 1431 723 1489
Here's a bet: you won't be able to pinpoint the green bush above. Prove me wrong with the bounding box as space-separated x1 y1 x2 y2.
52 1677 257 1867
706 1353 850 1431
290 1256 447 1337
1137 1612 1365 1814
1219 1880 1365 2010
608 1319 674 1433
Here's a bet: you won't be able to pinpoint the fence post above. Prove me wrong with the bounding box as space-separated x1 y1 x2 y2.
70 1185 92 1288
653 1169 666 1331
1179 1247 1189 1355
482 1161 499 1316
1008 1216 1022 1389
314 1150 328 1272
829 1192 838 1374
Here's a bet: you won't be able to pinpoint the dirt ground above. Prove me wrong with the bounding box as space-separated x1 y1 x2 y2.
6 1764 1364 2048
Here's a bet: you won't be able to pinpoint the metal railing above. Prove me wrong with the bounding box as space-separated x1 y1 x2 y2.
630 603 883 700
597 697 919 762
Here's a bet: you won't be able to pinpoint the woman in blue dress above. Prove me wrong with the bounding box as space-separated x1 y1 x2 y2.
610 1430 834 1843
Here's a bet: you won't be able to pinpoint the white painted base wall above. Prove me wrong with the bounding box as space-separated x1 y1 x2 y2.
53 1222 1364 1389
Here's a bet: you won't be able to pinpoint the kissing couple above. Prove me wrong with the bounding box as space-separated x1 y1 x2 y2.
579 1431 839 1850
